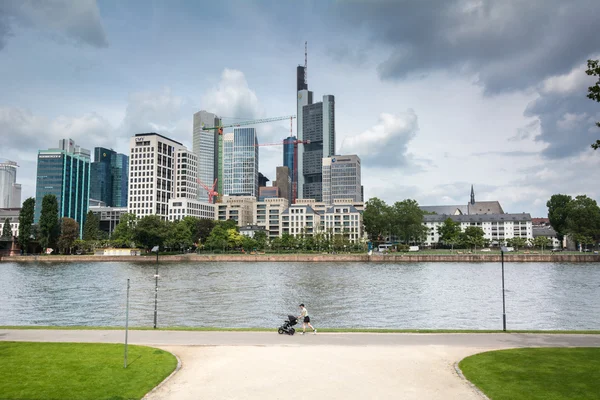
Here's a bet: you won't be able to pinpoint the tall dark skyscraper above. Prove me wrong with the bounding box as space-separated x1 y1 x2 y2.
90 147 129 207
299 95 335 202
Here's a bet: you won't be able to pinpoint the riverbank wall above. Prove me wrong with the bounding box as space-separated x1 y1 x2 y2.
1 253 599 263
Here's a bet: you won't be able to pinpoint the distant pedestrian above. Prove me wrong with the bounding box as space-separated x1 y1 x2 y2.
298 303 316 335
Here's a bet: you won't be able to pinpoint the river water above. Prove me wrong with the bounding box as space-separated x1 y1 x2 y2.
1 261 599 330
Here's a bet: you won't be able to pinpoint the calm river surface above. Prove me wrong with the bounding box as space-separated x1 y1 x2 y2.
1 261 599 330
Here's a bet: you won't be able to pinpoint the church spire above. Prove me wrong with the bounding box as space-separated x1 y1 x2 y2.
470 185 475 205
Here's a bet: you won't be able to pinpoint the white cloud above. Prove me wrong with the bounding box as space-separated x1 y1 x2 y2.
540 60 598 95
201 69 264 119
344 110 419 168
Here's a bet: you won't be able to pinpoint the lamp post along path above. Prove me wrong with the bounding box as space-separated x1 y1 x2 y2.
151 246 159 329
500 246 508 331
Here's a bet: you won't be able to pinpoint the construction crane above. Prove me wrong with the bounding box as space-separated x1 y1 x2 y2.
201 115 297 203
197 178 218 204
201 115 296 135
254 139 310 203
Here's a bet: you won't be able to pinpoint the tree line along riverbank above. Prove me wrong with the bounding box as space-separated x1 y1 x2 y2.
1 253 600 263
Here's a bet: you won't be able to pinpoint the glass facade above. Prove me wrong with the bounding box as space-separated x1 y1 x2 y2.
299 95 335 202
192 111 220 201
90 148 129 207
222 128 259 198
35 149 91 237
283 136 295 181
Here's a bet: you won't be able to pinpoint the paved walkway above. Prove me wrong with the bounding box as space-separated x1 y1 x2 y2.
2 330 599 400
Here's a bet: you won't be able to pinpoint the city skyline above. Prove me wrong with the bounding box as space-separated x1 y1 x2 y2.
1 1 600 217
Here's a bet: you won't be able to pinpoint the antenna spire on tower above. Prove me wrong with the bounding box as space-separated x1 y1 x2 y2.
304 41 307 87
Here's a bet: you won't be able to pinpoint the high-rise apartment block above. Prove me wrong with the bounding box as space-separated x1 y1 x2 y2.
0 160 21 208
222 128 259 198
90 148 129 207
192 110 220 202
34 139 91 236
322 155 362 205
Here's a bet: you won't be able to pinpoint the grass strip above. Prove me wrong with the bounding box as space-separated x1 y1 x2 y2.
1 326 600 334
459 347 600 400
0 342 177 400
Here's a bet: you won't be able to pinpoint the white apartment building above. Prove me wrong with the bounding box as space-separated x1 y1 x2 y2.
168 198 215 221
280 205 321 236
322 204 364 242
322 155 361 205
128 133 197 220
423 213 533 246
254 198 289 238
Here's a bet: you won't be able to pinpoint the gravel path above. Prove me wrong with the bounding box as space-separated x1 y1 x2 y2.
2 330 599 400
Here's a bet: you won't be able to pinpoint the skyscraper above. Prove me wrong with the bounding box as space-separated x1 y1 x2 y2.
0 160 21 208
90 148 129 207
192 110 220 202
35 139 91 236
283 136 295 181
222 128 259 198
322 155 362 205
299 95 336 201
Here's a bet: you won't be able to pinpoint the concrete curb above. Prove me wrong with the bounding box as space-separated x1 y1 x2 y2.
453 362 490 400
142 350 182 399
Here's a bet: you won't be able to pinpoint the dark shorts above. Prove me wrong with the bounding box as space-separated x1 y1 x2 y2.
304 316 310 323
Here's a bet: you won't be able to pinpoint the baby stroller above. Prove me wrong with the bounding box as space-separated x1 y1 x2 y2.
278 315 298 335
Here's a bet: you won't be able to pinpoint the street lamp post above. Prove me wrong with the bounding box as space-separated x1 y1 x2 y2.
151 245 159 329
500 246 507 331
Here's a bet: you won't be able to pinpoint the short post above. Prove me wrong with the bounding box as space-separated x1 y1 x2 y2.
124 278 130 368
151 246 160 329
500 246 507 331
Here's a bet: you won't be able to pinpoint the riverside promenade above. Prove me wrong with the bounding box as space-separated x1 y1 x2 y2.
2 253 600 262
2 329 599 400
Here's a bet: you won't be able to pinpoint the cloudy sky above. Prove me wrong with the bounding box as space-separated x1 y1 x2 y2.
1 0 599 217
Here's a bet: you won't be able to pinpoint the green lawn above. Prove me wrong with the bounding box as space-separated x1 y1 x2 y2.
459 348 600 400
0 342 177 400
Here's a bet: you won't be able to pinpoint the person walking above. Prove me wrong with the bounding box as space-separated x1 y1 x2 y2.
298 303 317 335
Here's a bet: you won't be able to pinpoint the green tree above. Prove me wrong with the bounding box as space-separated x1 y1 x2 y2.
586 59 600 149
253 230 268 250
460 226 485 250
438 218 462 251
111 213 137 248
227 228 243 249
506 237 528 251
241 235 257 252
363 197 391 241
280 233 297 250
390 199 428 244
205 224 229 251
58 217 79 254
182 217 216 245
1 218 11 238
134 215 168 250
39 194 60 250
82 211 100 241
165 220 193 252
533 236 551 252
565 195 600 247
18 197 35 252
547 194 573 243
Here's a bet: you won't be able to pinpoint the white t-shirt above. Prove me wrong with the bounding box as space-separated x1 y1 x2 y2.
300 307 308 318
